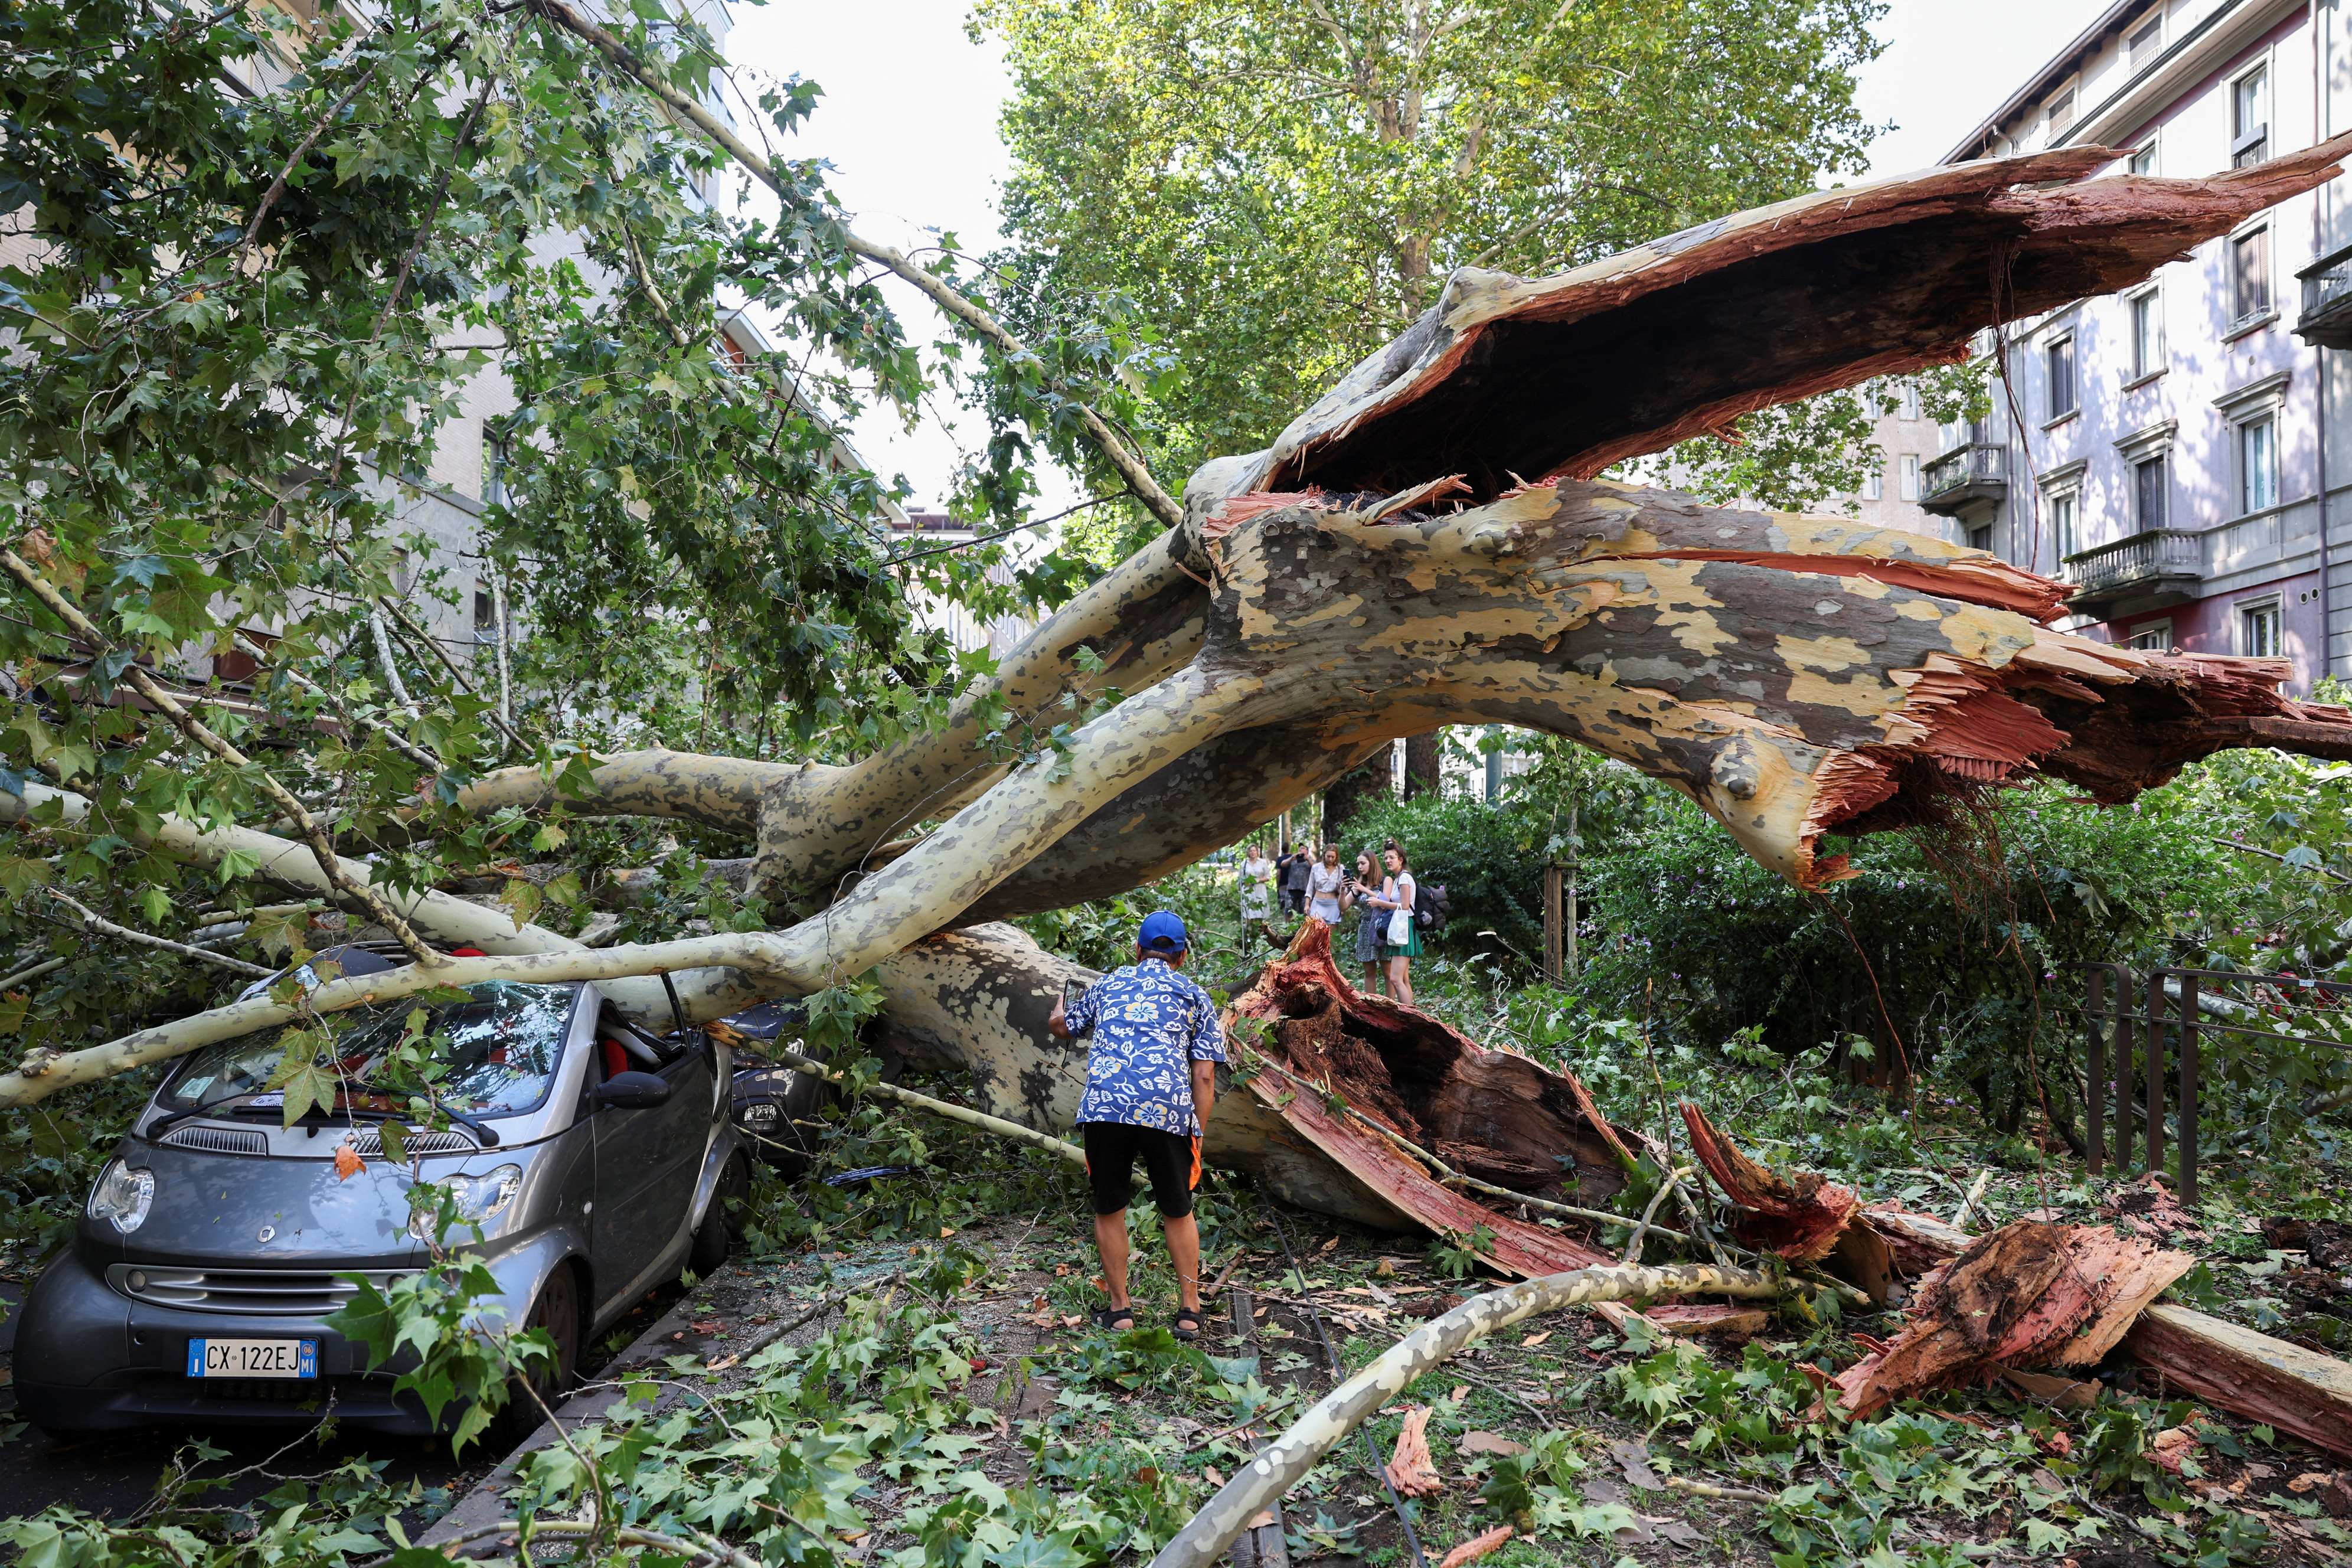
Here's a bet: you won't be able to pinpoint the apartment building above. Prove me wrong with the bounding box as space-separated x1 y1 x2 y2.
1938 0 2350 689
1852 380 1967 543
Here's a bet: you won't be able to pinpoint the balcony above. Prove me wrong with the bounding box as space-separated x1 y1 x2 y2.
2296 242 2352 348
2062 528 2203 612
1919 443 2006 516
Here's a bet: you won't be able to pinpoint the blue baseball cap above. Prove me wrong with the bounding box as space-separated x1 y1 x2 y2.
1138 910 1189 953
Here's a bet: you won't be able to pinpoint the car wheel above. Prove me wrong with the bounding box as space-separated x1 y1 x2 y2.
489 1263 580 1447
689 1152 750 1277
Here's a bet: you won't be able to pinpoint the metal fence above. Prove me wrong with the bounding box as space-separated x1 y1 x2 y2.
2067 964 2352 1204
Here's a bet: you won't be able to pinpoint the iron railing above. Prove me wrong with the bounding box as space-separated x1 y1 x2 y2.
2298 241 2352 348
2067 964 2352 1204
1922 443 2005 502
2062 528 2201 598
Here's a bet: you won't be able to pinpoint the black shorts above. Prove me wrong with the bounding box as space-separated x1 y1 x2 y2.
1082 1122 1201 1218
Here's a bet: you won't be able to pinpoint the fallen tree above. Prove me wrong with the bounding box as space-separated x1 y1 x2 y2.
15 138 2352 1255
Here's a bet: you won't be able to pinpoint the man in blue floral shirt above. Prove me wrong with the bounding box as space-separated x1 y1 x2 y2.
1049 910 1225 1339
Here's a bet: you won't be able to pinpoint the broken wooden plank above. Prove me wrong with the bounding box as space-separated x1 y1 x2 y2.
2127 1304 2352 1461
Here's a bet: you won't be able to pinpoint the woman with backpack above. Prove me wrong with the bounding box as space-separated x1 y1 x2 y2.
1367 839 1420 1008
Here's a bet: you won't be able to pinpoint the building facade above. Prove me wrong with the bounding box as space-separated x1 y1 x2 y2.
1939 0 2351 690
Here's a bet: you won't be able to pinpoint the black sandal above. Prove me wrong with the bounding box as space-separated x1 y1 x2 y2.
1092 1306 1136 1332
1172 1307 1204 1341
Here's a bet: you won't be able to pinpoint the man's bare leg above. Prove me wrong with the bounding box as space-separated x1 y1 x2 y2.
1093 1211 1135 1326
1164 1211 1202 1312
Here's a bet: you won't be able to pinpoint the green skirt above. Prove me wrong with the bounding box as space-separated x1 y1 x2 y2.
1381 922 1422 959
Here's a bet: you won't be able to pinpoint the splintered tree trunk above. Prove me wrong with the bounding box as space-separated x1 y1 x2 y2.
15 139 2352 1252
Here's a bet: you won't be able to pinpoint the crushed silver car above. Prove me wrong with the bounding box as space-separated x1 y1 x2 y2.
13 945 750 1436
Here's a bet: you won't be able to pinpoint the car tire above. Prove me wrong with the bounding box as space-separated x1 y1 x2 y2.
689 1152 750 1278
489 1263 580 1448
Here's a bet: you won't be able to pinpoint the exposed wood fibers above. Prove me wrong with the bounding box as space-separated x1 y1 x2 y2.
1831 1222 2194 1417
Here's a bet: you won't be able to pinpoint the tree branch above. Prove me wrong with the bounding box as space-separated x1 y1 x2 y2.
525 0 1183 530
45 891 275 977
1 548 444 966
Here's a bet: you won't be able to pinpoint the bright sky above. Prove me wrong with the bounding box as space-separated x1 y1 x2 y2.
724 0 2114 512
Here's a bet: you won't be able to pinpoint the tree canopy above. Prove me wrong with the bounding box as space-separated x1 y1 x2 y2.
979 0 1896 542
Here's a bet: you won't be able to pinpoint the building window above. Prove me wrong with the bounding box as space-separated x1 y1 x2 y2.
2128 619 2173 651
2128 288 2162 379
2233 65 2269 167
2239 598 2283 658
1968 522 1995 553
2127 15 2162 71
1862 463 1883 501
2239 416 2279 513
2129 142 2158 175
1897 381 1920 422
1899 453 1920 501
2047 86 2076 143
2134 455 2167 530
2232 227 2272 323
2046 336 2076 420
2050 489 2080 561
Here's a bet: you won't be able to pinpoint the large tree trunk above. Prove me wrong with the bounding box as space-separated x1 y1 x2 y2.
1321 751 1394 844
1402 731 1443 799
19 141 2352 1257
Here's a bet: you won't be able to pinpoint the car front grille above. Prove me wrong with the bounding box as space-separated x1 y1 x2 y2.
159 1125 269 1155
107 1265 412 1315
343 1128 478 1157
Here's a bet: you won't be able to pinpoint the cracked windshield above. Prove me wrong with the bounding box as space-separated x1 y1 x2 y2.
161 982 575 1118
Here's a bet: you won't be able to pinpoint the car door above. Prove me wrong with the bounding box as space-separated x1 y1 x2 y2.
589 1021 711 1307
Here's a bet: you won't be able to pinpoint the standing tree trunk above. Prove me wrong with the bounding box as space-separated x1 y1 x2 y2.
1403 731 1443 799
1324 749 1394 844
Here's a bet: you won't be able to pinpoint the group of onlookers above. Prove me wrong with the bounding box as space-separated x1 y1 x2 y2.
1237 839 1419 1007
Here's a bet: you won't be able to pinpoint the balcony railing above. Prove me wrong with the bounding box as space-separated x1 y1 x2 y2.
2062 528 2202 607
2297 242 2352 348
1919 443 2006 517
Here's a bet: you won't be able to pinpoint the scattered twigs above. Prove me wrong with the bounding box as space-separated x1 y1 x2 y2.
1951 1170 1992 1231
5 550 445 966
1263 1203 1432 1568
1661 1475 1776 1504
45 892 273 977
236 631 442 766
1149 1256 1783 1568
765 1047 1084 1166
1621 1166 1694 1266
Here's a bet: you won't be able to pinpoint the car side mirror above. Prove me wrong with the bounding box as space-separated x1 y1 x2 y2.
594 1070 671 1110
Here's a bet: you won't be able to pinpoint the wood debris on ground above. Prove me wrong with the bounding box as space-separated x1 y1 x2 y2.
1384 1405 1444 1497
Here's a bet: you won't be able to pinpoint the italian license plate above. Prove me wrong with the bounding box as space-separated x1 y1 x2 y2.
187 1338 316 1378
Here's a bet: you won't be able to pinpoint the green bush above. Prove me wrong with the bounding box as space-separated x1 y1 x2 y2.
1575 780 2232 1132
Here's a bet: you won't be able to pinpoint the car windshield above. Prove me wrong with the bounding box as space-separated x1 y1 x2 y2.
163 981 576 1119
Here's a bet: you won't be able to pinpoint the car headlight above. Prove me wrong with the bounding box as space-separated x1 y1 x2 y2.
410 1165 522 1236
88 1159 155 1234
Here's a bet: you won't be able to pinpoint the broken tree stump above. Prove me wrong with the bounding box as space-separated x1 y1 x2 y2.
1833 1222 2194 1417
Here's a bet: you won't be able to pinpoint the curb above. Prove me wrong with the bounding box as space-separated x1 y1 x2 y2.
417 1275 744 1555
